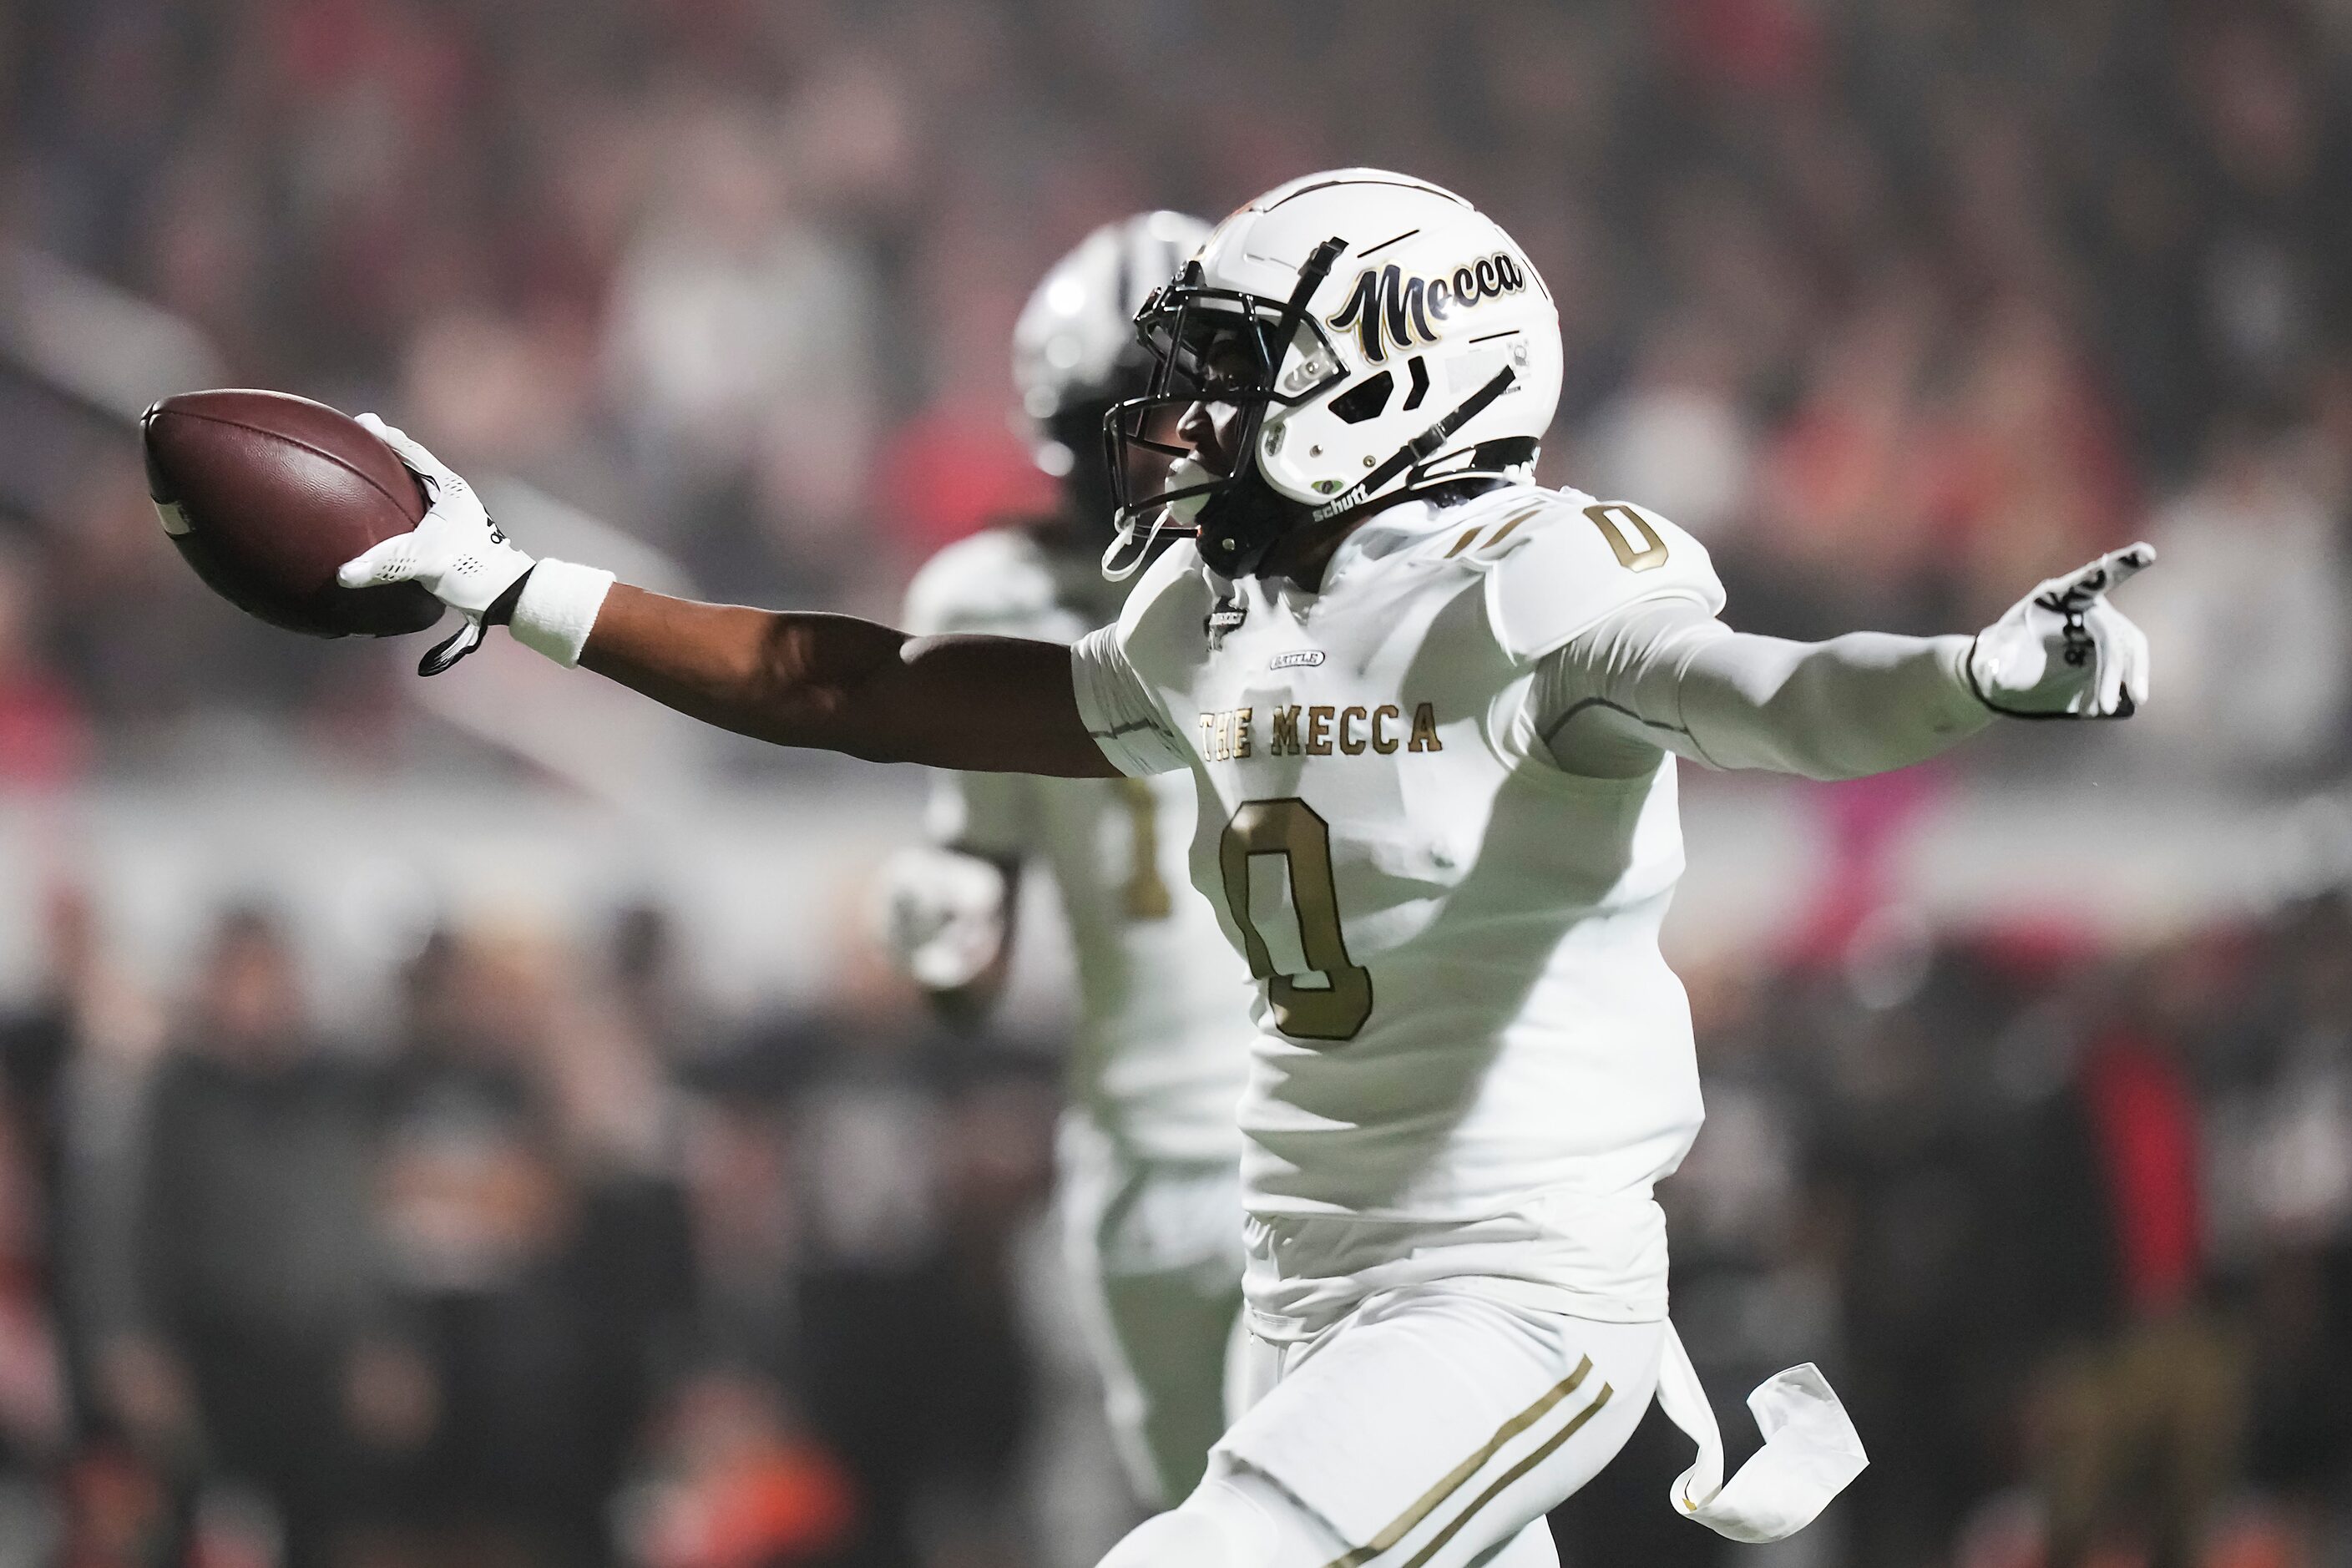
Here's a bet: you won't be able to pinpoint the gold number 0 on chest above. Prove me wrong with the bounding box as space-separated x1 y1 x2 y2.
1216 798 1374 1043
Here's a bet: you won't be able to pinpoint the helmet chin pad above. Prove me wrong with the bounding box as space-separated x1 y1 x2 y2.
1193 469 1304 577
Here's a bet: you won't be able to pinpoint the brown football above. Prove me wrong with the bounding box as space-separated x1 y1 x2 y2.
141 389 446 638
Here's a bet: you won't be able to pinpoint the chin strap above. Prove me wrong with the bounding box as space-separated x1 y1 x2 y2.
1308 363 1520 524
1099 516 1156 583
1101 505 1181 582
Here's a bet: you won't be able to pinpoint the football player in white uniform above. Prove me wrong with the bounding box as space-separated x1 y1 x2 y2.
341 169 2153 1568
881 210 1258 1510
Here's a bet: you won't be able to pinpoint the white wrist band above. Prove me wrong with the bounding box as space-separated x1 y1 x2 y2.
509 559 615 668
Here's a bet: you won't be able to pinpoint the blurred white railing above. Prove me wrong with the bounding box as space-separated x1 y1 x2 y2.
0 246 715 804
7 773 2350 1031
0 244 224 419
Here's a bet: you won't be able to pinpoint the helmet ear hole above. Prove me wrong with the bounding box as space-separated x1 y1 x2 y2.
1328 371 1395 426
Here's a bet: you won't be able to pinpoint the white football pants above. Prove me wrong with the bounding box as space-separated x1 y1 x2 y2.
1098 1287 1662 1568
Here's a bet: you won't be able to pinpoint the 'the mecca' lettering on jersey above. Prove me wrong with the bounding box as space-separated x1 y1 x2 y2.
1195 702 1443 761
1323 253 1528 362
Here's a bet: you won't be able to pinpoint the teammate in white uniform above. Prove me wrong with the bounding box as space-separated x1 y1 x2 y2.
336 169 2154 1568
882 211 1257 1508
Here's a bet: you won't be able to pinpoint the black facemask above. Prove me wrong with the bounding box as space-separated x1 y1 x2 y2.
1102 239 1351 579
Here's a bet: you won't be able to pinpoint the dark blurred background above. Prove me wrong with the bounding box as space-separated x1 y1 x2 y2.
1 2 2349 1565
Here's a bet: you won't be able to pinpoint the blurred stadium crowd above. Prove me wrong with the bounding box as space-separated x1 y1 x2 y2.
2 1 2352 1565
0 0 2347 776
0 887 1067 1568
8 859 2352 1566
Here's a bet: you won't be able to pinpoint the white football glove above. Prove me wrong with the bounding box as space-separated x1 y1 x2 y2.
1968 544 2154 719
337 416 535 675
877 847 1010 991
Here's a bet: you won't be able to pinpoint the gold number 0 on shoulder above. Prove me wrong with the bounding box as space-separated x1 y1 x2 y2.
1583 503 1668 571
1439 501 1669 572
1216 798 1373 1043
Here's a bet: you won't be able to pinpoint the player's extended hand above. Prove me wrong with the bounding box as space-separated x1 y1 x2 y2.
336 416 535 675
878 847 1010 990
1967 544 2154 719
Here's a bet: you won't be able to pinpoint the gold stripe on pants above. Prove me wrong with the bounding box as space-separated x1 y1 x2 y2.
1320 1355 1611 1568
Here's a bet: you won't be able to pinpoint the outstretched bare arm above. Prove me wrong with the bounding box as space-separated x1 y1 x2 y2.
333 419 1118 776
579 584 1118 776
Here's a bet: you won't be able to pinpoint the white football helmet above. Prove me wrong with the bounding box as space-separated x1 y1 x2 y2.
1107 169 1561 577
1012 210 1212 525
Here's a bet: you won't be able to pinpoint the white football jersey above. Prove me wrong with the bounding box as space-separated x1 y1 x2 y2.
906 529 1254 1163
1069 483 1727 1321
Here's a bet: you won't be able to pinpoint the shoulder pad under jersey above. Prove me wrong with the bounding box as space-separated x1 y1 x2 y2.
1463 488 1726 663
1110 536 1214 650
903 528 1083 640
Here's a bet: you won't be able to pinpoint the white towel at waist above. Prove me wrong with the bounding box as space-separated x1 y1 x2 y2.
1651 1319 1869 1542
